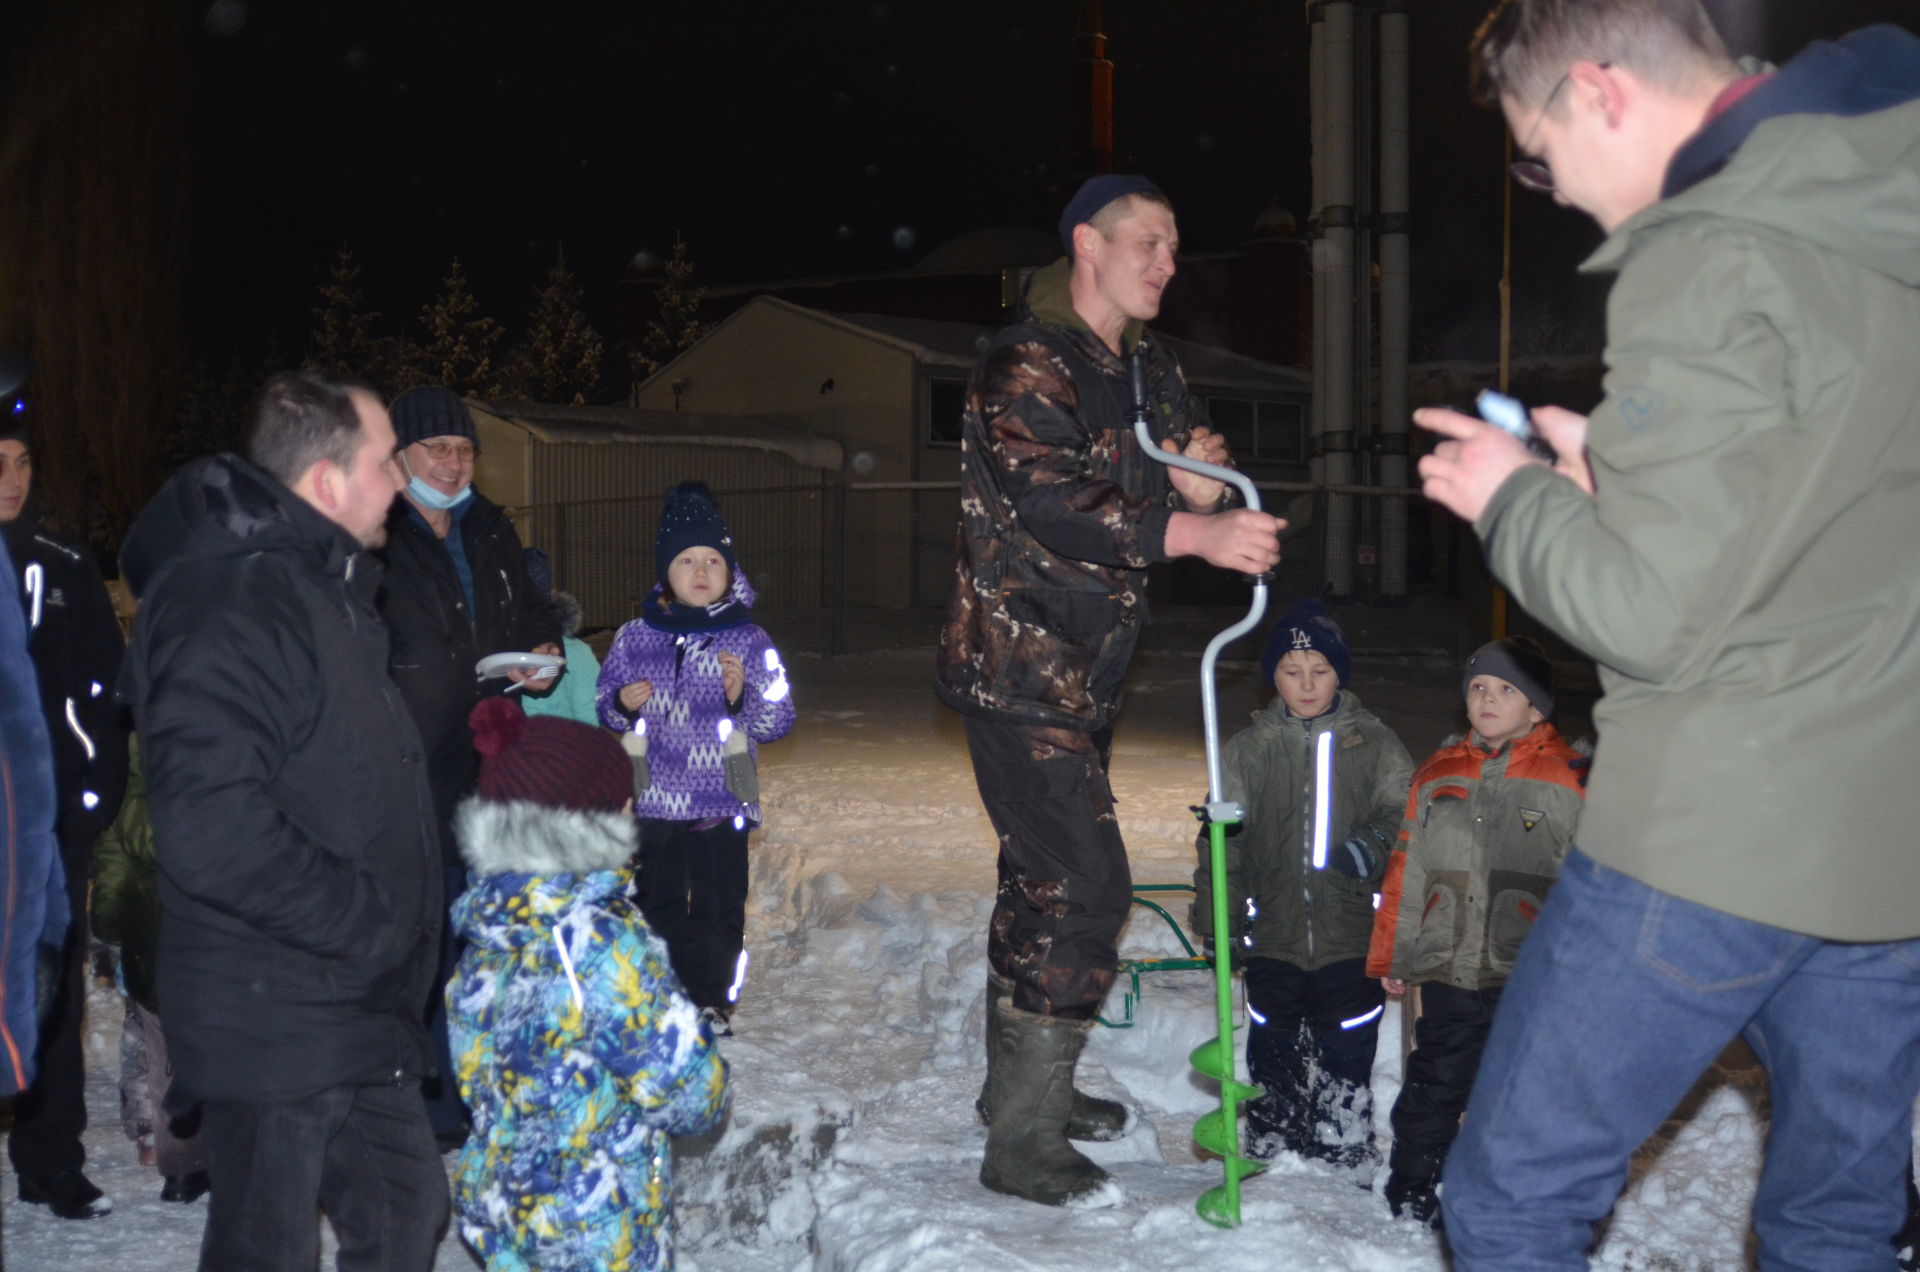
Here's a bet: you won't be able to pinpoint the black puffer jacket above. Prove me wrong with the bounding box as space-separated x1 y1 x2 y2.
118 455 442 1109
4 516 129 844
378 492 558 860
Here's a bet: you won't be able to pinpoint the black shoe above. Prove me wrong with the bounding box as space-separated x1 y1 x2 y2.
159 1171 210 1204
18 1169 112 1219
1385 1170 1442 1228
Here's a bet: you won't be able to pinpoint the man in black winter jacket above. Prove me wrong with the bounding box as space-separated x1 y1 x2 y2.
119 371 449 1271
1 401 130 1219
375 384 558 1146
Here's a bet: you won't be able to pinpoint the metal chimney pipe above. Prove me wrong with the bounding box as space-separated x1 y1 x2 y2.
1321 0 1357 598
1308 3 1328 497
1378 0 1411 599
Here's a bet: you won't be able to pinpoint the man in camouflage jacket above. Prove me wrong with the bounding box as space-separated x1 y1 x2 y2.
935 174 1281 1208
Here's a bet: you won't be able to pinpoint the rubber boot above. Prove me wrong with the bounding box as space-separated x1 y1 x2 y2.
976 973 1128 1142
978 1001 1120 1207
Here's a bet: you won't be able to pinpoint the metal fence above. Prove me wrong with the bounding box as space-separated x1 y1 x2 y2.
520 479 1432 655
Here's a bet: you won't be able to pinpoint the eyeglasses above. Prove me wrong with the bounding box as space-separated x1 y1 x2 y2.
1509 64 1607 194
416 439 476 462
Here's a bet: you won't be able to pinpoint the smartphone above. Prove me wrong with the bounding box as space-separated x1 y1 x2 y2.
1476 389 1534 442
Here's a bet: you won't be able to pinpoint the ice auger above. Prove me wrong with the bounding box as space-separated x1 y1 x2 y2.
1131 351 1271 1228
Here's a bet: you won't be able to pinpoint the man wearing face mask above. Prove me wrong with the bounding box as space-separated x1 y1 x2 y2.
375 385 560 1149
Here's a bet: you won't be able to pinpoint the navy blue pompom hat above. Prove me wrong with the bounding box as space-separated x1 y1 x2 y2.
1260 598 1353 689
654 482 736 589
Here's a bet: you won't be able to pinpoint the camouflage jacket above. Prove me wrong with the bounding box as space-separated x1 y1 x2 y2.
934 258 1218 730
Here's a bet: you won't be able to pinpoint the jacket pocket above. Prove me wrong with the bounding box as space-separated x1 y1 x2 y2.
1486 887 1545 973
996 588 1123 716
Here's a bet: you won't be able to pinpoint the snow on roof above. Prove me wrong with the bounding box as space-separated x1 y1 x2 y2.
467 399 844 470
635 295 1312 400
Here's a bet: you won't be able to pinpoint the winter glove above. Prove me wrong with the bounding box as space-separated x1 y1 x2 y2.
1326 834 1377 878
1199 934 1246 971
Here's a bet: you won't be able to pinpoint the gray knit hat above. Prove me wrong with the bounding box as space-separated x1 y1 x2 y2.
1461 636 1553 718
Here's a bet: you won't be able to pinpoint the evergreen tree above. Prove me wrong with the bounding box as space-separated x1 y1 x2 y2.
409 258 503 397
629 235 710 384
507 248 604 403
305 246 383 381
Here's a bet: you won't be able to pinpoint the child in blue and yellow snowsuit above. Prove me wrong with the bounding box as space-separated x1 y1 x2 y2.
448 697 728 1272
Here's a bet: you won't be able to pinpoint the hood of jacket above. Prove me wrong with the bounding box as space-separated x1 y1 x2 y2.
120 453 369 602
1024 257 1146 356
451 798 638 952
1595 25 1920 289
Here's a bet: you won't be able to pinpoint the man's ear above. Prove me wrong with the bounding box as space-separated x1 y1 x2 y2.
308 459 340 514
1569 59 1627 129
1071 221 1102 265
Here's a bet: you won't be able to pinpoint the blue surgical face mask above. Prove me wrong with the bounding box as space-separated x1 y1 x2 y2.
406 474 473 511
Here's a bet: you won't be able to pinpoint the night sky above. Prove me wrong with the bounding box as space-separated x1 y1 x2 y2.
187 0 1920 366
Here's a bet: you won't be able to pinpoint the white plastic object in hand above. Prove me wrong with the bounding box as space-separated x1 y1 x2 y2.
475 652 566 681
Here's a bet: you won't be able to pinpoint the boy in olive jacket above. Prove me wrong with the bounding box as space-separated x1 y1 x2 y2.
1192 600 1413 1168
1367 637 1586 1225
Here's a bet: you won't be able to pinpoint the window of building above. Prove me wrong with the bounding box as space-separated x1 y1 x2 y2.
927 378 968 446
1204 395 1307 465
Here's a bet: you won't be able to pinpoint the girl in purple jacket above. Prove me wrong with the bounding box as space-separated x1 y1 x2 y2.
596 484 794 1032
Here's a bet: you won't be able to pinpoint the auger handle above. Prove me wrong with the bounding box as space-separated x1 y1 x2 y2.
1129 351 1269 804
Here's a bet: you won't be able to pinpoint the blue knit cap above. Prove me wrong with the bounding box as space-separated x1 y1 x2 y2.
654 482 736 589
1057 174 1166 251
1260 598 1352 689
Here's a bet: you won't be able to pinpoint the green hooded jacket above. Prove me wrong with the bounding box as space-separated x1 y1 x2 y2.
92 735 159 1011
1191 691 1413 970
1476 40 1920 941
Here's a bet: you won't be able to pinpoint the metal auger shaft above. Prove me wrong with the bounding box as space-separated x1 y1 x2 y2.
1131 351 1270 1227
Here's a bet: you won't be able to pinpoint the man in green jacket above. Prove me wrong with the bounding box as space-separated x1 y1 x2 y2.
1415 3 1920 1265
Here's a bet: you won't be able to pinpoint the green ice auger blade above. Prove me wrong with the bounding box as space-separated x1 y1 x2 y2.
1192 814 1262 1225
1134 428 1268 1231
1197 1155 1266 1229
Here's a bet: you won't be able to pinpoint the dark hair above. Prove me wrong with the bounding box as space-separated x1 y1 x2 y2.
1470 0 1735 107
1089 189 1175 239
244 370 381 485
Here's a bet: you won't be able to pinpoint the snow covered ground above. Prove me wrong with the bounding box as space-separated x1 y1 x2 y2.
5 637 1784 1270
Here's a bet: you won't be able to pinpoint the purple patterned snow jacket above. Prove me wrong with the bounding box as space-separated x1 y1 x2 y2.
595 571 794 824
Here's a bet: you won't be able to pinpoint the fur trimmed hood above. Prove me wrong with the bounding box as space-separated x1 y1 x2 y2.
454 799 637 878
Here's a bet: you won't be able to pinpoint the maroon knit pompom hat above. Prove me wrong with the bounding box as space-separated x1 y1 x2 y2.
468 697 631 813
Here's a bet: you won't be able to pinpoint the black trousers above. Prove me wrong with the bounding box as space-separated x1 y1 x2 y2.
199 1082 448 1272
963 716 1132 1022
420 862 469 1139
634 817 751 1011
1243 955 1384 1153
1389 981 1505 1179
7 827 96 1178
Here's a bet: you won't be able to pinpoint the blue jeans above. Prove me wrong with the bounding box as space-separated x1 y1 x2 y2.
1444 849 1920 1271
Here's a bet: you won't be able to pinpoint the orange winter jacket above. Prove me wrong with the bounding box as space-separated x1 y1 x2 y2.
1366 724 1587 991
